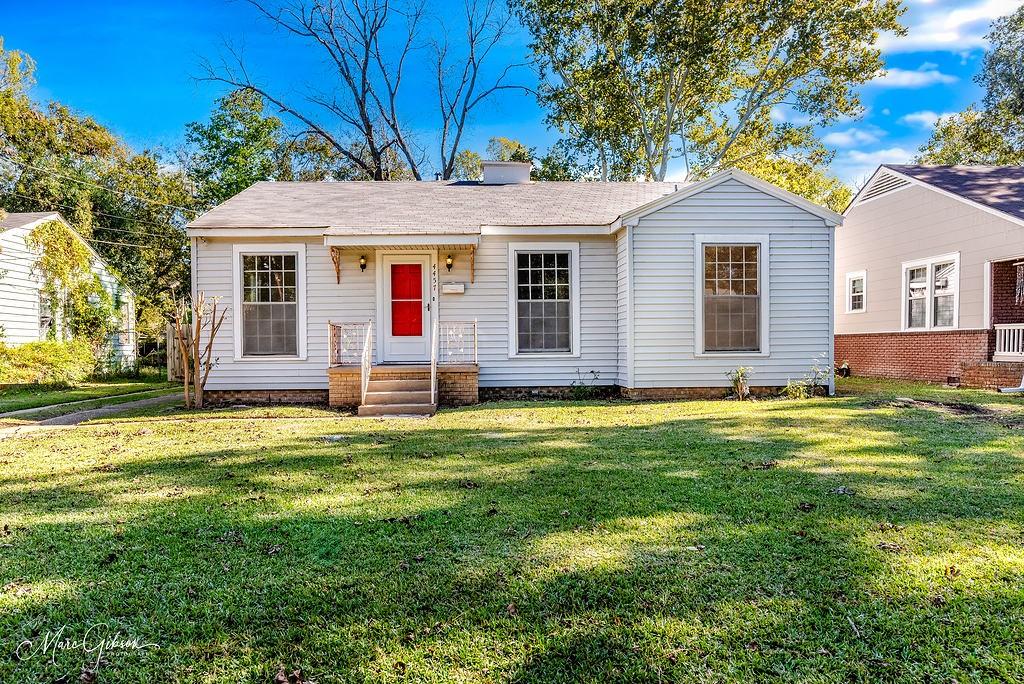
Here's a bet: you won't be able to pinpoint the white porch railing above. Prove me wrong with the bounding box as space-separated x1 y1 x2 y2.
430 318 439 406
360 320 373 404
329 321 371 366
994 323 1024 361
439 319 478 365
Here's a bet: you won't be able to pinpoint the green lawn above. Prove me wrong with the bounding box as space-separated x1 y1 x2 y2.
1 378 1022 682
0 373 175 414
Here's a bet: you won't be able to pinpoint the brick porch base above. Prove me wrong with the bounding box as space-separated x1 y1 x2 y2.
328 364 479 408
835 330 992 385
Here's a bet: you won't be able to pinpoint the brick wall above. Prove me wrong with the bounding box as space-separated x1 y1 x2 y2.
961 361 1024 389
835 329 992 384
438 368 479 406
205 389 329 405
621 386 782 400
991 261 1024 325
480 385 621 401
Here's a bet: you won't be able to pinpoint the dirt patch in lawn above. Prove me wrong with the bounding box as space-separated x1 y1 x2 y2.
880 397 1024 428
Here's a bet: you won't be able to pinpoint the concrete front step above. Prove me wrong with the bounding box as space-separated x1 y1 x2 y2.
366 379 430 392
363 390 432 405
358 403 437 417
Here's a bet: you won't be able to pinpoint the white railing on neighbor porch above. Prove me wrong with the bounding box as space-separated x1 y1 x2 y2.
994 323 1024 361
439 319 478 365
329 321 371 366
360 320 373 404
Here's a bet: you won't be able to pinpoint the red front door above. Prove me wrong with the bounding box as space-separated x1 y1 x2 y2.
390 263 423 337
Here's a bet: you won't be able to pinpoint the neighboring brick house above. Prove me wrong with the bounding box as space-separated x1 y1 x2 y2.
835 165 1024 388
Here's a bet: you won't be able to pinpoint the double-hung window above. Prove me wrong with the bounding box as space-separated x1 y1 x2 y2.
846 271 866 313
233 245 306 359
508 242 580 357
903 254 959 330
697 236 768 355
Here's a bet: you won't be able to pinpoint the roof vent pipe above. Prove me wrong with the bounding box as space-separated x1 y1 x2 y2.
481 160 532 185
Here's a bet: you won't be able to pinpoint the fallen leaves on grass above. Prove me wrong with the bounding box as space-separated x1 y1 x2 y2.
877 541 903 553
274 666 314 684
796 502 816 512
831 486 854 496
744 460 777 470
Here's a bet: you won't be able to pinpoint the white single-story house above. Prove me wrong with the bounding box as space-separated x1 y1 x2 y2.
0 211 136 368
186 163 842 414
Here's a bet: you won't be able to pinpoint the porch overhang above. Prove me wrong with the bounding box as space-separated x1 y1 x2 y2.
323 234 480 284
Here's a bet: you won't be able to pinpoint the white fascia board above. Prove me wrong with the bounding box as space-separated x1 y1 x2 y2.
186 227 327 238
480 225 612 236
324 234 480 247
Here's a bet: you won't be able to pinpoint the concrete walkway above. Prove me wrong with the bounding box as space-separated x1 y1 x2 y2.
0 394 180 439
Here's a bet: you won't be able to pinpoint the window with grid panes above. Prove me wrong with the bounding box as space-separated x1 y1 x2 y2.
703 244 760 352
241 254 298 356
515 251 571 353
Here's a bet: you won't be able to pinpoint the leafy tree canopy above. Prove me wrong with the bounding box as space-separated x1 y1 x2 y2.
513 0 904 183
0 38 192 336
917 6 1024 165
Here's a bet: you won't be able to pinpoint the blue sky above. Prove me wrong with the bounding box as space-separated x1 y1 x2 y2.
2 0 1022 187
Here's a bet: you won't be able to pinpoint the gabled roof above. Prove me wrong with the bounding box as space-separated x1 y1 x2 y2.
619 168 844 226
850 164 1024 226
188 180 680 233
0 211 62 232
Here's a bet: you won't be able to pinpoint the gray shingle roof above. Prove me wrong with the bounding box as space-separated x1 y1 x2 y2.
0 211 60 231
883 165 1024 222
187 180 681 232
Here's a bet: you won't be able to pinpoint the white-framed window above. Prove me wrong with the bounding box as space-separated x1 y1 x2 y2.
694 234 770 357
901 253 959 331
846 270 866 313
232 243 307 360
506 241 581 358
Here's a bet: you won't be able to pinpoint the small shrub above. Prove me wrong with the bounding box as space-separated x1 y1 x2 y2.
0 340 95 385
569 369 602 400
726 366 753 400
783 379 811 400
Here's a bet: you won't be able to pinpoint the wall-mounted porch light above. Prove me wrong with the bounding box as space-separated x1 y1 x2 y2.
445 254 454 271
359 255 367 271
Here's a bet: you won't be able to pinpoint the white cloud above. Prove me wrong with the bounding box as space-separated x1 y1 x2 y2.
899 110 958 127
879 0 1024 53
846 147 917 165
870 66 958 88
822 128 881 147
836 147 917 186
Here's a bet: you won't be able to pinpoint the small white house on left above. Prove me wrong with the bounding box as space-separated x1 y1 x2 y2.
0 211 136 367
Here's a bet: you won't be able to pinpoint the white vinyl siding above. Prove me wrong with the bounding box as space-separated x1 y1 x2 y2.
200 235 620 390
837 182 1022 335
440 236 618 387
200 239 372 391
630 178 833 388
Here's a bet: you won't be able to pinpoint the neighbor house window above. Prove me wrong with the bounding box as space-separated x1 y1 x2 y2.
507 242 580 357
241 253 298 356
702 244 761 352
38 292 53 339
846 271 866 313
903 254 959 330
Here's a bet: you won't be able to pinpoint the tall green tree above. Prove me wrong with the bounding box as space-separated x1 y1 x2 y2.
184 89 290 208
513 0 904 182
917 6 1024 165
0 39 193 336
